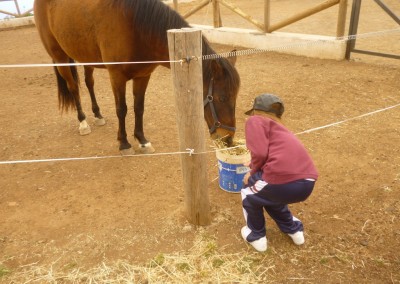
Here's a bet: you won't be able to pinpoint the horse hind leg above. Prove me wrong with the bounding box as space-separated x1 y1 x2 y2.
35 12 90 136
84 66 106 126
54 60 91 135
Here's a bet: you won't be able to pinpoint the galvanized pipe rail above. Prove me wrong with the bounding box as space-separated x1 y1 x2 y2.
345 0 400 60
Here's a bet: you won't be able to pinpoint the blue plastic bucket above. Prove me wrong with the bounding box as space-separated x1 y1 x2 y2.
216 150 250 193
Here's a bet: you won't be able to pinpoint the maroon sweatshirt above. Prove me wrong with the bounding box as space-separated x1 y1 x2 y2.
245 115 318 184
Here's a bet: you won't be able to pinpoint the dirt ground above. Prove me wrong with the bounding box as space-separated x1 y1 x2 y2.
0 0 399 283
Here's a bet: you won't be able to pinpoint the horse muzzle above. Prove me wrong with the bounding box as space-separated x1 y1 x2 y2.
211 129 234 147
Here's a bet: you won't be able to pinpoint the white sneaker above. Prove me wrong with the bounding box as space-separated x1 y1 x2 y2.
241 226 267 252
288 231 305 245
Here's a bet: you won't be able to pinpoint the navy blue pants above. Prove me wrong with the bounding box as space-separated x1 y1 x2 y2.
241 173 315 242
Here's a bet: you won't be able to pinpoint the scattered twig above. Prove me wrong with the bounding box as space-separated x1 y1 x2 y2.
361 219 371 233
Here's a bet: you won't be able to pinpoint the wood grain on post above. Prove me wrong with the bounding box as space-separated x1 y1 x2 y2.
167 28 211 226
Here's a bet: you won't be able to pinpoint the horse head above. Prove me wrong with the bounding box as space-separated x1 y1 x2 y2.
203 51 240 147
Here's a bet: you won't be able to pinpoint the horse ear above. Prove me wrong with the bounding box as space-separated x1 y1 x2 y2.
227 49 237 66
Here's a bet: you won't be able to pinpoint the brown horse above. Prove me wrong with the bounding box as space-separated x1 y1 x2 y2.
34 0 240 154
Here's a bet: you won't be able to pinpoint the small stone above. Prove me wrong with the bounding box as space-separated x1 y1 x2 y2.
182 224 192 232
385 207 395 213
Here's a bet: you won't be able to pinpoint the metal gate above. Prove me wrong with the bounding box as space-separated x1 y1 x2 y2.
345 0 400 60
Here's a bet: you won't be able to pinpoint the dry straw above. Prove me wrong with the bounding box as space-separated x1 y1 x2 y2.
3 230 273 283
213 138 250 156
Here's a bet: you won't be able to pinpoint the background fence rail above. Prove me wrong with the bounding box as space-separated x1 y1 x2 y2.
0 0 32 18
175 0 348 37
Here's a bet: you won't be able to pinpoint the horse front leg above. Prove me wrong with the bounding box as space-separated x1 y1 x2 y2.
109 72 133 155
84 66 106 126
133 76 155 154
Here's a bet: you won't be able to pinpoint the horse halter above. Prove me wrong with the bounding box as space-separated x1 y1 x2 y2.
203 78 236 134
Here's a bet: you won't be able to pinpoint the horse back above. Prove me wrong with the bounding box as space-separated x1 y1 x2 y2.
34 0 168 74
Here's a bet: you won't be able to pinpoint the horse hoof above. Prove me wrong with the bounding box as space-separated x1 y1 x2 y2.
137 142 155 154
95 117 106 126
120 148 135 156
79 120 91 135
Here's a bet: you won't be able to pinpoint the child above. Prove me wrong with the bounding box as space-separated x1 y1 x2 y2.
241 93 318 252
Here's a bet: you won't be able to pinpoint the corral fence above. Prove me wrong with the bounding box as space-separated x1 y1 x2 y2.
173 0 399 61
173 0 349 38
1 0 349 36
0 0 32 18
345 0 400 60
1 0 398 60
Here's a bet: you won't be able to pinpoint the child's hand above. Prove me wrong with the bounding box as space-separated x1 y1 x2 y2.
243 161 251 167
243 172 251 185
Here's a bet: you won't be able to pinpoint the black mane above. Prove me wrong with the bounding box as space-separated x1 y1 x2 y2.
111 0 190 43
110 0 240 91
202 38 240 95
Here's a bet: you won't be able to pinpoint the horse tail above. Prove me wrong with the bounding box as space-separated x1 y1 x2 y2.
53 59 80 112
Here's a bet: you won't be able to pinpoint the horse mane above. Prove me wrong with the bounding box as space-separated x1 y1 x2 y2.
202 39 241 95
109 0 190 43
109 0 240 91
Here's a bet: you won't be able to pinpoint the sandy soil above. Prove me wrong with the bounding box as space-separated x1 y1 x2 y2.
0 0 399 282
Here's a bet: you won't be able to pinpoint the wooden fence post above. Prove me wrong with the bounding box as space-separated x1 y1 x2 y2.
173 0 178 11
167 28 211 226
264 0 270 33
336 0 348 38
212 0 222 28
